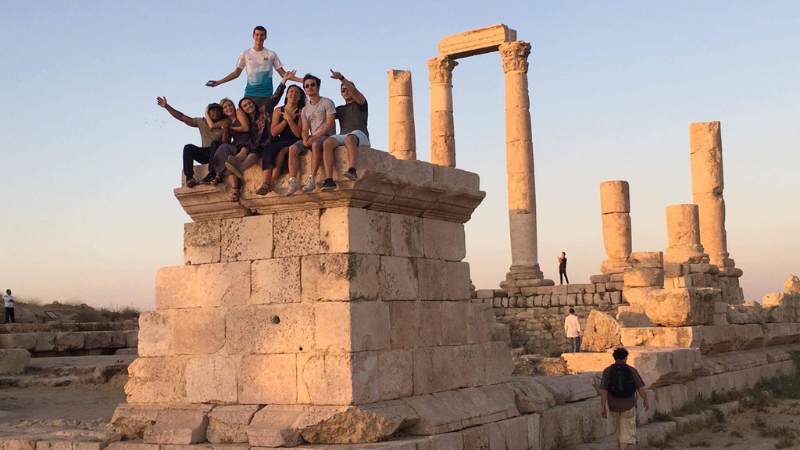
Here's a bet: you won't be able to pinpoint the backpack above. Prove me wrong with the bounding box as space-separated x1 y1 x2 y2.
607 363 636 398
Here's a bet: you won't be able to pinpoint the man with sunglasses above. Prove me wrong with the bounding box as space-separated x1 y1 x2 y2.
319 69 370 190
206 26 301 108
285 74 337 195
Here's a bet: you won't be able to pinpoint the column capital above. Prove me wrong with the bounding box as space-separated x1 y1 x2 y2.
427 56 458 84
499 41 531 74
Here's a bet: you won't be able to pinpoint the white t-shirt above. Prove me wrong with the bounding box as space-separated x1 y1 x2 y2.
236 48 283 97
564 314 581 338
3 295 14 308
301 97 337 137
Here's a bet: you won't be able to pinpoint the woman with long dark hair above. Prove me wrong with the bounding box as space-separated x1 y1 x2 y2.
210 97 253 202
254 83 306 195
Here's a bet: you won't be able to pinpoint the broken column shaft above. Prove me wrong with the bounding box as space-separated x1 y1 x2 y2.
428 56 457 167
387 70 417 161
664 204 709 264
599 180 632 274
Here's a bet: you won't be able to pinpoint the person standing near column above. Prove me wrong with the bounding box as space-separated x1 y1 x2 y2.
564 308 581 353
558 252 569 285
4 289 15 324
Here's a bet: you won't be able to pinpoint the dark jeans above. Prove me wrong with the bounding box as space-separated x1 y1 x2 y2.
4 307 14 323
567 336 581 353
183 141 221 179
559 268 569 284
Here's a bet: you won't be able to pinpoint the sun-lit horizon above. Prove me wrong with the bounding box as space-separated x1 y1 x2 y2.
1 1 798 311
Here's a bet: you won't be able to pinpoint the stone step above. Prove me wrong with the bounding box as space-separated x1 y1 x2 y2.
561 346 703 387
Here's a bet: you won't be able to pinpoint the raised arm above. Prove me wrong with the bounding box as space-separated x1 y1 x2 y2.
330 70 366 105
206 67 244 88
157 97 196 127
262 70 294 112
204 105 231 130
276 66 303 83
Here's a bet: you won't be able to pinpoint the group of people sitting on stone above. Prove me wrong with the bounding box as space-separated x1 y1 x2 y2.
158 26 370 202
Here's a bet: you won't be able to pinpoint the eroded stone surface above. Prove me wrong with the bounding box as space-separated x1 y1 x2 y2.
580 310 622 352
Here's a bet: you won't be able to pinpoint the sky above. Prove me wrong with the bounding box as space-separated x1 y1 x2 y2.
0 1 798 311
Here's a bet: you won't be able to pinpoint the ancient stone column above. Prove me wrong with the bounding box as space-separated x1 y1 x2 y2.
664 204 709 264
387 70 416 161
428 56 457 167
689 121 735 268
500 41 546 285
599 180 632 274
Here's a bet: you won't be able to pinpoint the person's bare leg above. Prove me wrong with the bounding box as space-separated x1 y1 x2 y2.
345 134 359 169
261 168 269 184
240 153 259 172
322 137 338 179
310 142 322 177
288 145 301 179
235 147 248 162
271 148 289 185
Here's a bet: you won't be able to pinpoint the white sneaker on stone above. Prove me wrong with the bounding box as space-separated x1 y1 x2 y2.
286 177 300 196
302 174 316 193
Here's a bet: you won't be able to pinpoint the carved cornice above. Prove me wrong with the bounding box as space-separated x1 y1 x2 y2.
427 56 458 84
499 41 531 74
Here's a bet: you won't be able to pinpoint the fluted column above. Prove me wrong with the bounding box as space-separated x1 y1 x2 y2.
387 70 416 161
428 56 457 167
664 204 709 264
500 41 546 284
689 121 735 268
599 180 633 274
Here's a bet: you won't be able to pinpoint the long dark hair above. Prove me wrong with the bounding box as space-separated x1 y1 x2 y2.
283 84 306 113
238 97 260 124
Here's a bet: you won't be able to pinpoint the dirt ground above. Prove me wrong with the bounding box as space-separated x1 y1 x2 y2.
664 399 800 450
0 384 125 426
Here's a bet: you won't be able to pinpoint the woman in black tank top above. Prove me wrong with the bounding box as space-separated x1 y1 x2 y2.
256 84 306 195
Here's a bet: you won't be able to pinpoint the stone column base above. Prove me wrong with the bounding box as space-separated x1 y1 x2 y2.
599 258 632 275
500 265 554 293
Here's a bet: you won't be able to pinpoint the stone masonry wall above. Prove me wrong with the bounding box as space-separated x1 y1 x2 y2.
474 283 627 355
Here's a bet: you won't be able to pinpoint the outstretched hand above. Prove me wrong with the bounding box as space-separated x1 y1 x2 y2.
330 69 343 80
157 96 168 108
282 69 297 84
206 80 218 87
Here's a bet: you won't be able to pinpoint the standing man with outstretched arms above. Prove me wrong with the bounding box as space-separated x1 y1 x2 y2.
206 26 302 108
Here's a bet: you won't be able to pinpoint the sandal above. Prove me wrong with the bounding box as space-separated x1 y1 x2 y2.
230 189 240 202
256 182 272 196
210 175 223 186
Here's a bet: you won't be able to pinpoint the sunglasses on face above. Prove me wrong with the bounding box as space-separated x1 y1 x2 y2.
340 88 348 93
304 83 317 88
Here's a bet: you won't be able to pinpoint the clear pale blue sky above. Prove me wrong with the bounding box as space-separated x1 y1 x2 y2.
1 1 798 310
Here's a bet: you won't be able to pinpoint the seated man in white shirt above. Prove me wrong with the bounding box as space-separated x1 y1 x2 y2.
564 308 582 353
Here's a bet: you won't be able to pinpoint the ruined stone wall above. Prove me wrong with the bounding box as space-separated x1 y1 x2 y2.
474 283 626 355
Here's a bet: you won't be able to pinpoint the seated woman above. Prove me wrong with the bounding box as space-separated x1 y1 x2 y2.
211 98 252 202
225 70 296 184
254 83 306 195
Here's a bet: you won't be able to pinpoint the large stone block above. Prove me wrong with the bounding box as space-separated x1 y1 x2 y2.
599 181 630 214
441 302 469 345
581 310 622 352
644 288 716 327
467 303 494 345
413 344 485 395
225 304 314 355
297 350 379 405
380 256 419 301
143 408 210 445
315 302 390 352
238 354 297 404
221 215 273 261
506 378 555 413
0 349 30 375
378 350 413 401
156 262 250 309
184 220 221 265
301 253 381 301
0 333 35 350
185 356 237 404
55 332 85 352
601 213 631 260
126 357 189 404
273 210 320 257
623 268 664 288
34 332 55 352
389 301 442 348
390 214 424 258
247 407 304 447
423 219 466 261
438 24 517 59
418 260 470 301
483 341 514 385
319 207 391 255
251 257 301 304
206 405 260 444
170 308 226 355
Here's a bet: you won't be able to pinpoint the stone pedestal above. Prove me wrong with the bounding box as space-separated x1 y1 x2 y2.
599 181 632 274
387 70 416 161
664 204 709 264
115 147 517 446
428 56 457 168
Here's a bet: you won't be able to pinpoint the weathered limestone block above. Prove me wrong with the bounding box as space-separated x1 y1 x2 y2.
112 404 164 439
664 204 708 264
378 350 414 401
206 405 260 444
220 215 273 261
438 24 517 59
581 310 622 352
297 350 379 405
247 407 304 447
468 303 494 345
295 401 418 444
786 275 800 293
390 214 424 257
1 440 37 450
320 207 391 255
125 357 189 404
441 301 470 345
251 257 301 304
418 259 470 301
413 344 487 395
315 301 390 352
644 288 716 327
506 378 555 413
273 210 320 257
237 354 297 404
301 253 381 301
540 399 609 449
125 330 138 348
143 407 212 445
33 332 55 352
484 341 515 385
623 268 664 288
390 301 443 349
54 332 84 351
156 262 250 309
185 356 237 404
225 304 314 355
0 349 30 374
601 213 632 260
616 305 653 328
184 221 221 265
423 219 466 261
599 181 630 214
380 256 419 301
0 333 36 350
689 121 724 194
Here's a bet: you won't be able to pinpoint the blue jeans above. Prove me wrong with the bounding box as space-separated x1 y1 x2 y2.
567 336 581 353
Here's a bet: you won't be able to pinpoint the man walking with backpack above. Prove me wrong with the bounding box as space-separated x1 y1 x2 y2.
600 347 649 450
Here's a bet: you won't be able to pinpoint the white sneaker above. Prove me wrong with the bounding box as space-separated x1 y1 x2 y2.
285 177 300 196
302 174 316 193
